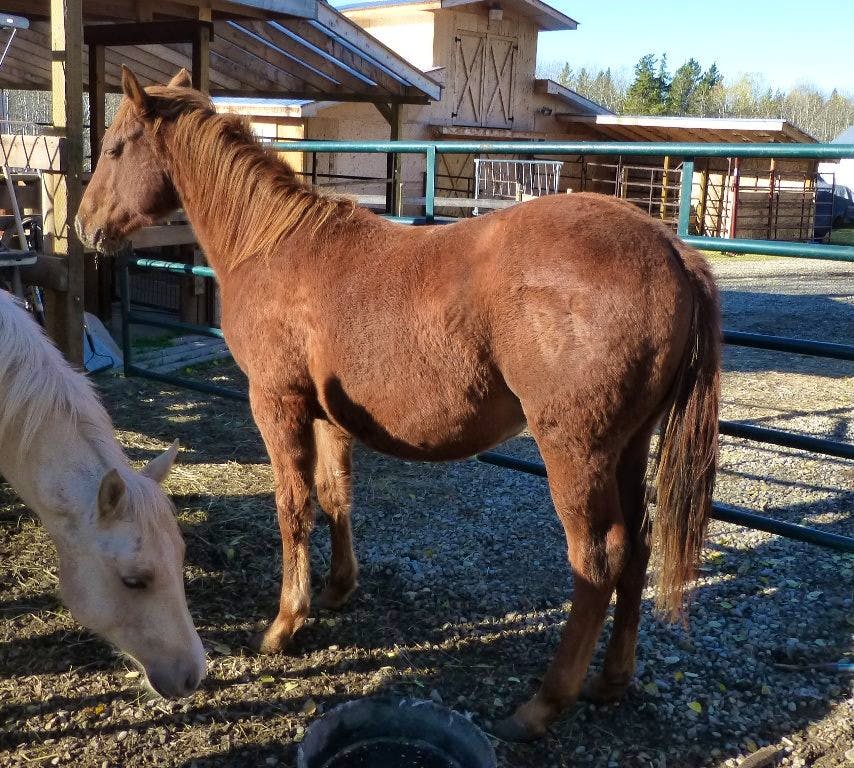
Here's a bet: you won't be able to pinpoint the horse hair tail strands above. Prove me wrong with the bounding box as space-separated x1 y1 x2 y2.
651 242 721 621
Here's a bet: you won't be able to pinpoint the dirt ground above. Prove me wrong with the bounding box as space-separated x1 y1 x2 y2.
1 260 852 768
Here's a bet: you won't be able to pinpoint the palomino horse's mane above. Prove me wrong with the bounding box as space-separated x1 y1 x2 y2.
144 87 355 270
0 291 122 465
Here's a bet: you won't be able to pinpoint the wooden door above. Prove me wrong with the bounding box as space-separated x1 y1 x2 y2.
481 34 516 127
453 31 517 128
453 31 485 126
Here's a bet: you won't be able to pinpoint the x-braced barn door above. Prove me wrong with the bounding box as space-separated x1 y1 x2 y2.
453 31 517 128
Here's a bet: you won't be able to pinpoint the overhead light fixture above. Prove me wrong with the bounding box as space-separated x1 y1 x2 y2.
488 6 503 22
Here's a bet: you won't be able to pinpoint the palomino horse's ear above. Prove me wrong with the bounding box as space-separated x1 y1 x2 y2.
121 65 149 113
98 469 128 521
168 69 192 89
141 440 179 484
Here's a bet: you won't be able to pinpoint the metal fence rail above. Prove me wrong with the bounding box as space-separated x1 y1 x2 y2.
119 139 854 553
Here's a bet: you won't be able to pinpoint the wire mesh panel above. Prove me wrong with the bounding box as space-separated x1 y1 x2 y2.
474 158 563 213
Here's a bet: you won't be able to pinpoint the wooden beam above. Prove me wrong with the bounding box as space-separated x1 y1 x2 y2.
284 18 411 98
191 24 211 92
104 45 180 85
88 44 105 169
237 19 383 96
209 37 308 92
384 102 402 216
215 21 332 93
45 0 84 363
83 20 214 47
315 3 440 99
19 254 70 292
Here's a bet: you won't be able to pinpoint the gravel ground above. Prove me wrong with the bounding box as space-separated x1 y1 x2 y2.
1 257 852 768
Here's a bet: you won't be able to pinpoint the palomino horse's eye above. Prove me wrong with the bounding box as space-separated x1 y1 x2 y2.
121 576 148 590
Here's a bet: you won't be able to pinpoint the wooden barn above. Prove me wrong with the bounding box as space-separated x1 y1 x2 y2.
224 0 822 240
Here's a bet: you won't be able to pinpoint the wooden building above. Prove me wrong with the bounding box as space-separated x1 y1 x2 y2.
226 0 821 240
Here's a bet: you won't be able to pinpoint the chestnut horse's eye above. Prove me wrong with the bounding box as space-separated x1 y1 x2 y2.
104 142 123 158
121 576 148 590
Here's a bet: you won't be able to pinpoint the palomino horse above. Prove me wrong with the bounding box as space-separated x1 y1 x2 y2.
0 289 205 697
77 68 720 741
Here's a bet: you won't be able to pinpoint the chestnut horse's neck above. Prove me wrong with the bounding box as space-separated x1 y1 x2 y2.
163 108 352 274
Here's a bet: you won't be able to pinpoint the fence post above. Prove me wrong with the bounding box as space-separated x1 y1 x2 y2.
425 145 436 223
677 157 695 237
119 249 133 377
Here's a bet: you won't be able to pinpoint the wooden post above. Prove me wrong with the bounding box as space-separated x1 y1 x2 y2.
192 24 211 93
44 0 84 363
86 41 112 321
659 155 670 220
383 103 403 216
184 15 211 324
728 157 741 240
88 44 105 170
697 159 710 237
767 157 777 240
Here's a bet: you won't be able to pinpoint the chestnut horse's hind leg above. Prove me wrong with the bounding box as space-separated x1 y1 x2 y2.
583 429 654 703
313 420 359 609
496 443 627 742
250 387 317 655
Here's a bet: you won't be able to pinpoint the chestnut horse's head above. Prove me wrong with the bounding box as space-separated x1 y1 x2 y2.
57 442 207 698
76 67 200 252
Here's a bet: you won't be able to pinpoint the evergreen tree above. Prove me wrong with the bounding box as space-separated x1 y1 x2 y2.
667 58 701 114
624 53 668 114
693 63 724 115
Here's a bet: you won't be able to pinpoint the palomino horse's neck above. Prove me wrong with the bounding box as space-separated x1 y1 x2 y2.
163 109 348 275
0 292 129 539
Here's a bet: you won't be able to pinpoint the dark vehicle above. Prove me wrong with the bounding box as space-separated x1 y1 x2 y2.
814 182 854 240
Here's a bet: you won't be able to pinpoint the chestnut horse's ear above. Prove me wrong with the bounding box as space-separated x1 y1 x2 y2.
98 469 128 522
141 440 179 484
121 65 149 113
168 68 192 88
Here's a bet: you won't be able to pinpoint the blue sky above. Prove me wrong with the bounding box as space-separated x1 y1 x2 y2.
538 1 854 94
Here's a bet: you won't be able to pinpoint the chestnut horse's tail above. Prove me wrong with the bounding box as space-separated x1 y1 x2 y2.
651 242 721 621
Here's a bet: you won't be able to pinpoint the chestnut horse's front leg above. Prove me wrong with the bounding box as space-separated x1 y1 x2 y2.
250 386 317 654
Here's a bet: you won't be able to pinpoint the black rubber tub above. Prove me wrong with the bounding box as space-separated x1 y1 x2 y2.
296 696 497 768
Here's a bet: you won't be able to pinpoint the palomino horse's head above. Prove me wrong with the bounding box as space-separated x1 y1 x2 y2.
76 67 201 252
58 442 206 698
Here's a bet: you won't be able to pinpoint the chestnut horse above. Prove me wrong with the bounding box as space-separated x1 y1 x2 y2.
77 68 720 741
0 288 205 697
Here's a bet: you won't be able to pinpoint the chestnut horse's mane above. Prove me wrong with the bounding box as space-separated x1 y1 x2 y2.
149 88 355 270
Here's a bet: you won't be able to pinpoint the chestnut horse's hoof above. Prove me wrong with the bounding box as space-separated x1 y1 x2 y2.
490 714 545 743
317 581 358 611
581 674 631 704
251 618 301 655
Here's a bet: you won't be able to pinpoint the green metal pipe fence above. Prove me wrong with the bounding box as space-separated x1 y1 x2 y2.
119 139 854 552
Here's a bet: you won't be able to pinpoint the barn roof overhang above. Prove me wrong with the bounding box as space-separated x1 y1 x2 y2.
0 0 442 103
534 79 613 116
556 115 818 144
333 0 578 32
